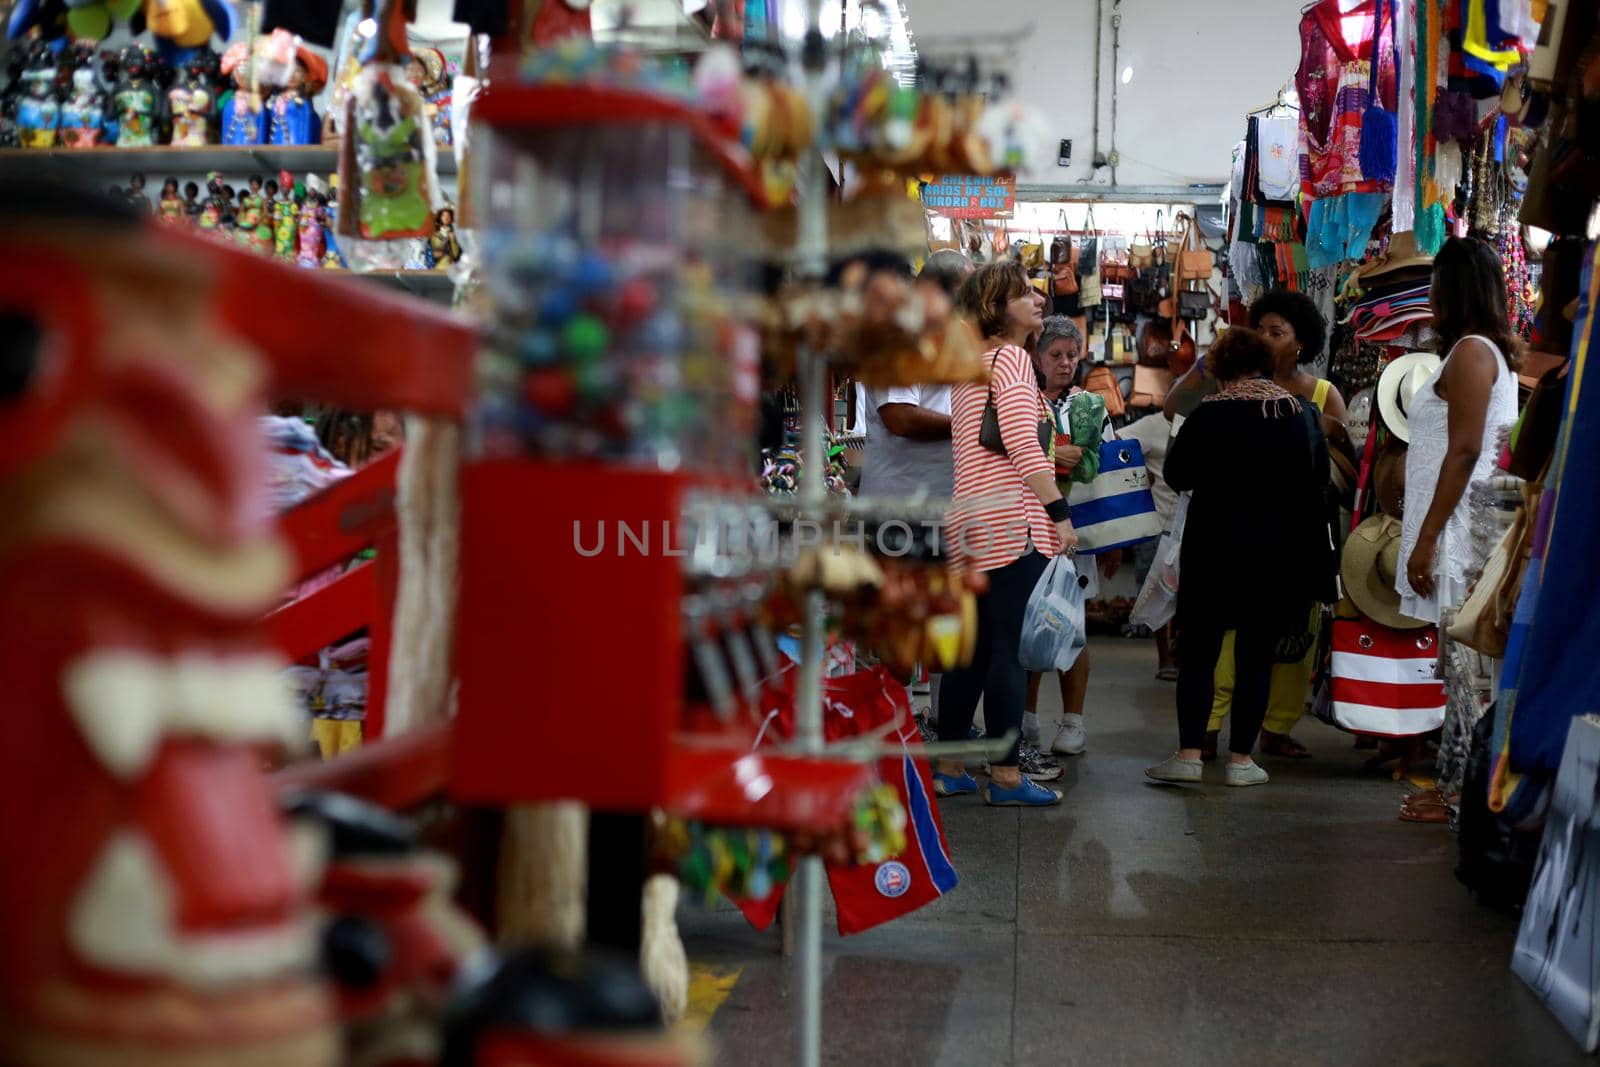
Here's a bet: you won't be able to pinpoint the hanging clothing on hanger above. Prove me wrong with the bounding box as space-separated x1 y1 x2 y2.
1257 114 1301 200
1296 0 1399 201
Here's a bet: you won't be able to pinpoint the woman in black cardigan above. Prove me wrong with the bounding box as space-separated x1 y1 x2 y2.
1145 327 1333 788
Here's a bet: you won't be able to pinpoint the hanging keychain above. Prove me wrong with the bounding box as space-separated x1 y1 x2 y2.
684 594 736 720
338 0 442 266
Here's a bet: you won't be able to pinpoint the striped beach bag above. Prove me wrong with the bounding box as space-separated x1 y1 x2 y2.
1325 620 1447 737
1066 439 1162 554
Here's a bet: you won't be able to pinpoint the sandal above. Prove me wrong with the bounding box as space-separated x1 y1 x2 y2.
1259 730 1312 760
1200 730 1220 762
1399 788 1453 824
1155 666 1179 682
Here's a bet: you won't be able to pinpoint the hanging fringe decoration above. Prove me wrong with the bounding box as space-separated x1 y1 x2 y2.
1360 0 1399 182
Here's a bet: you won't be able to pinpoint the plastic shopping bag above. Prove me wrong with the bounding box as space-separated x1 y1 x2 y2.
1020 557 1087 672
1129 493 1188 632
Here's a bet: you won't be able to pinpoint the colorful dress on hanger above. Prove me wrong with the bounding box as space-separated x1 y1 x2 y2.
1296 0 1398 267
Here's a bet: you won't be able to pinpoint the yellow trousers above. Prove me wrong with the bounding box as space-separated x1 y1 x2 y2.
1207 605 1319 736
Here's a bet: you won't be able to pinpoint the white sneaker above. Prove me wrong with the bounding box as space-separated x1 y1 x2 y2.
1225 759 1269 787
1144 753 1202 784
1050 714 1087 756
1022 710 1041 745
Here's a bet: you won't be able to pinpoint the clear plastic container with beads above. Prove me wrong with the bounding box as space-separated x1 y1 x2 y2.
465 86 763 480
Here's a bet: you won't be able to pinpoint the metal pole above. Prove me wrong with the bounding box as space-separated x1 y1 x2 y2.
793 3 829 1063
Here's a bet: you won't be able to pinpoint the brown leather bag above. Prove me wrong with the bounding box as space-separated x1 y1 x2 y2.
1052 258 1079 297
1082 364 1126 419
1174 214 1214 283
1129 365 1173 410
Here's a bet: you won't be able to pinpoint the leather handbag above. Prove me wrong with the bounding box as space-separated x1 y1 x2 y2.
1082 364 1126 419
1447 485 1540 657
1078 207 1102 308
979 348 1053 458
1178 288 1210 320
1137 319 1172 368
1129 232 1154 270
1174 214 1214 283
1128 364 1173 409
1051 234 1078 297
1507 362 1568 480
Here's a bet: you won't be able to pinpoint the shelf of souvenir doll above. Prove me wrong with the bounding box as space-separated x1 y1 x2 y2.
0 143 458 176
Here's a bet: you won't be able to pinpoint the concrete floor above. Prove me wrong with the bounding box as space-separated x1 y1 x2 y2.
679 636 1585 1067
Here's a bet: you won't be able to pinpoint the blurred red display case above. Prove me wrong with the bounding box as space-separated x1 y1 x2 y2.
451 460 687 812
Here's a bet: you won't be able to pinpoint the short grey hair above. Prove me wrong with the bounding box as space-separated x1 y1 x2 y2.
919 249 975 298
1036 315 1084 355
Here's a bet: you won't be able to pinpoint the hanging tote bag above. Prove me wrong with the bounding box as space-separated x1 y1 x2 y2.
1077 205 1103 308
1066 439 1162 554
1174 213 1214 284
1325 620 1447 737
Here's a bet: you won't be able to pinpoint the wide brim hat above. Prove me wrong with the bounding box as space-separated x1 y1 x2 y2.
1341 514 1429 630
1376 352 1441 443
1356 230 1435 282
1371 442 1406 519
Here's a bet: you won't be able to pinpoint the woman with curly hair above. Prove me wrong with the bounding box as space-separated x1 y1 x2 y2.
1146 328 1332 788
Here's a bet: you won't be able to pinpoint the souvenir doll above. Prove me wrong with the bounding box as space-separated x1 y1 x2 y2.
407 46 452 150
238 173 265 217
58 43 107 148
266 43 327 146
297 195 326 267
127 171 151 213
339 0 439 245
232 185 273 255
218 40 266 145
429 205 462 267
167 48 216 145
110 44 157 146
15 42 62 148
196 175 225 231
182 178 200 217
156 176 185 223
274 183 299 260
321 173 348 268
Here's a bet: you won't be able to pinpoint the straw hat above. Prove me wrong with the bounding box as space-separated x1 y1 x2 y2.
1341 515 1428 630
1356 231 1435 282
1376 352 1441 443
1371 443 1406 519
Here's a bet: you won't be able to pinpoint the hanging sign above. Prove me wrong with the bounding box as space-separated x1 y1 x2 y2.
921 174 1015 219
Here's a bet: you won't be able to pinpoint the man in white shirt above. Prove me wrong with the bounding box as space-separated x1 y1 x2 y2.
857 250 972 500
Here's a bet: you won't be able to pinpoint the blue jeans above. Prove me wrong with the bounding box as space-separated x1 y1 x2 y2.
937 550 1050 767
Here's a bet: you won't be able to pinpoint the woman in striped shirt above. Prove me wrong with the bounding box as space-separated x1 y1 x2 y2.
935 261 1079 808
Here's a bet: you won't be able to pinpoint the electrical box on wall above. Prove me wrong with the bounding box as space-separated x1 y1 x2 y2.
1058 139 1072 167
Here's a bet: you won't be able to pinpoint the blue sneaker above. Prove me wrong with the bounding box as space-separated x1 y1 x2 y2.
984 777 1063 807
933 770 978 797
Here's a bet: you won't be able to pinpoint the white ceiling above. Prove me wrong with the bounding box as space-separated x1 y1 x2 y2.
903 0 1309 194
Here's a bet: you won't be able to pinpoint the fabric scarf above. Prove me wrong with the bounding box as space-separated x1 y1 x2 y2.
1203 375 1305 418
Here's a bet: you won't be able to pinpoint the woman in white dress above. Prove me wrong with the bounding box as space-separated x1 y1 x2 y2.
1397 238 1521 623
